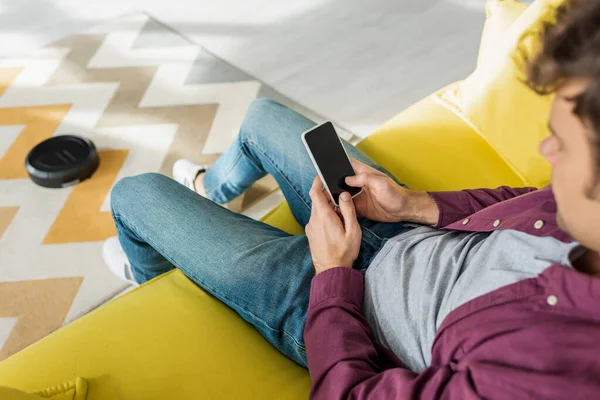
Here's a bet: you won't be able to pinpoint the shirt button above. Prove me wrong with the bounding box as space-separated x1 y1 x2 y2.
462 218 470 225
534 220 544 229
547 295 558 306
493 219 501 227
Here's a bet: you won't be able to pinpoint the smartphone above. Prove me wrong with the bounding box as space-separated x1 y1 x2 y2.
301 121 362 208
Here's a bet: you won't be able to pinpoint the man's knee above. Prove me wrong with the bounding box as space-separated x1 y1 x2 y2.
247 97 282 116
241 98 286 141
111 173 171 216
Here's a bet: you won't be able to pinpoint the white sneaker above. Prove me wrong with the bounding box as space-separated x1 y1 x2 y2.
172 159 244 213
172 159 209 193
102 236 138 286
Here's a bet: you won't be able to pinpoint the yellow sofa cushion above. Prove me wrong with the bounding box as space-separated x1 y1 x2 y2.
0 377 88 400
0 387 42 400
436 0 562 187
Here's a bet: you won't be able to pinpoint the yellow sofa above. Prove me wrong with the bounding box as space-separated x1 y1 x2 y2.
0 0 557 398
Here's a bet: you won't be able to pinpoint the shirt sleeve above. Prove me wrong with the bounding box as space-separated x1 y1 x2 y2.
427 186 538 227
304 267 481 400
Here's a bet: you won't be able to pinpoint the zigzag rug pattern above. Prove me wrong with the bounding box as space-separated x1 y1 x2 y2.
0 13 302 361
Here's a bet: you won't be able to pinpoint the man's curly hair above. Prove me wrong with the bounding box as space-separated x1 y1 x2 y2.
525 0 600 181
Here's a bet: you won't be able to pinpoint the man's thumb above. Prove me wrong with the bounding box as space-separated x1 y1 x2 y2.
345 173 369 187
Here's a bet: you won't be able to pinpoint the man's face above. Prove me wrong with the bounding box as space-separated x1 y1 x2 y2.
539 78 600 250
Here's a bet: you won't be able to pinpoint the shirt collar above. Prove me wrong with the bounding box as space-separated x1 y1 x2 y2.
541 264 600 316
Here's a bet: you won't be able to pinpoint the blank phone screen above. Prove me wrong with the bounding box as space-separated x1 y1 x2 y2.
304 122 361 204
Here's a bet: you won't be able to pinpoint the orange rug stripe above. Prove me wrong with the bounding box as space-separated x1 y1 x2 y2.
0 67 23 96
0 105 72 179
0 277 83 361
0 207 19 240
43 149 129 244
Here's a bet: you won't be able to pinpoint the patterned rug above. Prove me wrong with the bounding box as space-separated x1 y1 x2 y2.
0 13 345 361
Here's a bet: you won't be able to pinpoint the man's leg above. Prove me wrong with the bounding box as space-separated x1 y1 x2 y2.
202 98 406 234
111 173 387 368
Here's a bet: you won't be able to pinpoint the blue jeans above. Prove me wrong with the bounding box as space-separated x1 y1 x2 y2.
111 98 413 369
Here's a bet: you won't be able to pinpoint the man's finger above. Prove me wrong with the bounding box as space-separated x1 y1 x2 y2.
338 192 360 235
309 175 321 198
327 196 334 207
309 175 330 211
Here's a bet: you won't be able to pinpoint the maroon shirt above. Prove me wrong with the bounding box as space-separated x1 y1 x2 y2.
304 186 600 399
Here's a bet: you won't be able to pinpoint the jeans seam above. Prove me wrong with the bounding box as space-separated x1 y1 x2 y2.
203 150 245 193
362 225 384 242
113 212 307 354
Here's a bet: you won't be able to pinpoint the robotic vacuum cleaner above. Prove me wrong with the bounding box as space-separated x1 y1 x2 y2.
25 135 100 188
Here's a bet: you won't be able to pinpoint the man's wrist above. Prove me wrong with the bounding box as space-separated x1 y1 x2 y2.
397 190 439 225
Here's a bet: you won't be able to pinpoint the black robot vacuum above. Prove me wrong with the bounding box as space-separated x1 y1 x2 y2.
25 135 100 188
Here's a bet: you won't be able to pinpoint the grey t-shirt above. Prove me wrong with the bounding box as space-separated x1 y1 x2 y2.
363 226 580 373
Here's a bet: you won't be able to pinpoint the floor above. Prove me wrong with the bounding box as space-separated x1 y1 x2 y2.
0 0 494 138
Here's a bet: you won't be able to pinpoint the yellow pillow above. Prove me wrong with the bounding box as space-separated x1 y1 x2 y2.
0 377 87 400
436 0 564 187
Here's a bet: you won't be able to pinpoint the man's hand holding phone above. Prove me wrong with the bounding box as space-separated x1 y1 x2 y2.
344 158 440 225
306 175 361 275
305 160 441 275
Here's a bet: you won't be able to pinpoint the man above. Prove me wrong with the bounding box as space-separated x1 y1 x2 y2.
104 0 600 397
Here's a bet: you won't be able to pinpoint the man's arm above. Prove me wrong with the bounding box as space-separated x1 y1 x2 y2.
304 267 479 399
399 186 538 227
